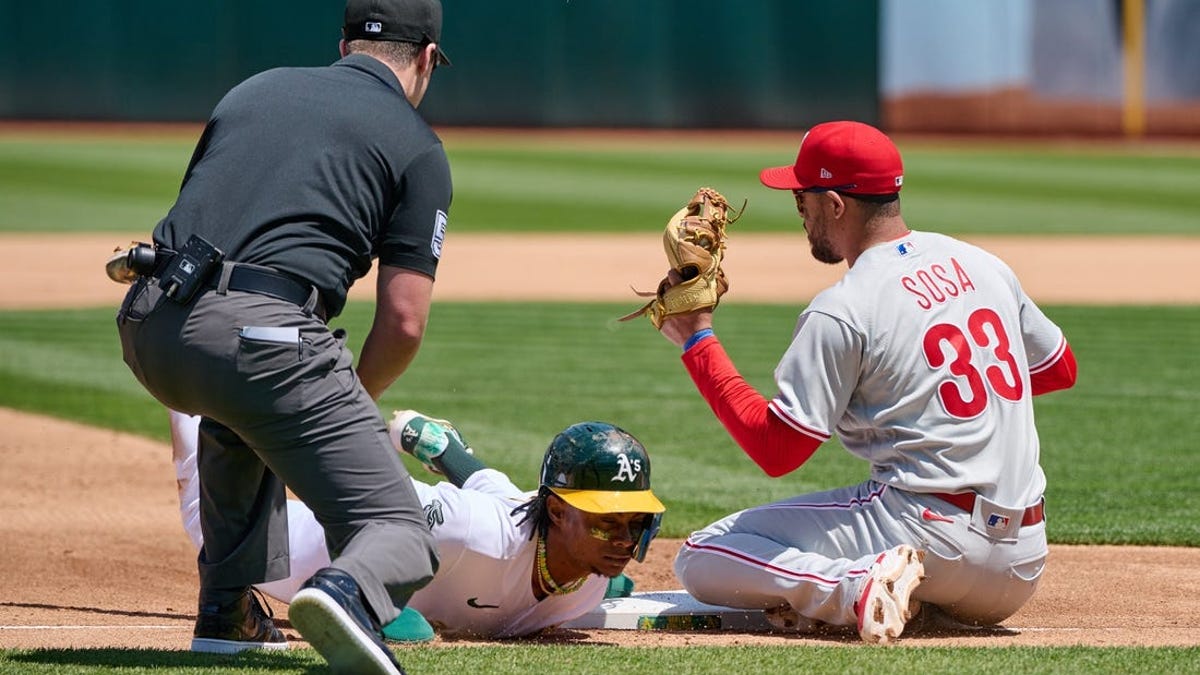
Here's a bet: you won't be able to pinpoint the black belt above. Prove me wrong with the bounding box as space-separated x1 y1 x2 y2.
220 264 314 309
147 249 322 317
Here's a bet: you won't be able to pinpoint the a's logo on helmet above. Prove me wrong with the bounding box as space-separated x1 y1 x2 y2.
611 453 642 483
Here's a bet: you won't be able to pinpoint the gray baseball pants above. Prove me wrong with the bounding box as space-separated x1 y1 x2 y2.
117 274 437 625
674 480 1047 627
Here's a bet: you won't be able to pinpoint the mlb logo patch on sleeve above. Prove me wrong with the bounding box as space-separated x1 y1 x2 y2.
431 209 447 258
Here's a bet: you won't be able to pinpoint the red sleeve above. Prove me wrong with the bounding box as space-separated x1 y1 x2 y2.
680 336 821 477
1031 342 1077 396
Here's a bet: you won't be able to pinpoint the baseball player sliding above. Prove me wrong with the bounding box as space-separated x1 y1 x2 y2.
169 409 665 639
648 121 1078 643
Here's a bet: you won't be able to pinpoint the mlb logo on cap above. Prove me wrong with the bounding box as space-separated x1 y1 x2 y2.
342 0 452 67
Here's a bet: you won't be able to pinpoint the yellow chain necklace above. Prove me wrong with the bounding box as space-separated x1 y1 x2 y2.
536 536 586 596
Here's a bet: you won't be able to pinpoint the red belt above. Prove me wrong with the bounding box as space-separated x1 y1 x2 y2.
930 492 1045 526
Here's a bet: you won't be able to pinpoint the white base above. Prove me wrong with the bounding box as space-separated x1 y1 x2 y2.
563 590 780 631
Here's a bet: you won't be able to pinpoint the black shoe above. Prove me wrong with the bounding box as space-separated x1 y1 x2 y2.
288 568 405 675
190 587 288 653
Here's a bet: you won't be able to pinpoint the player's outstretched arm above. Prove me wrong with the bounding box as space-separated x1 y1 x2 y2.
676 330 822 477
389 410 488 487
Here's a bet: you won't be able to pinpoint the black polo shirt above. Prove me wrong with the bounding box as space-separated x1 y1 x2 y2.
154 53 452 319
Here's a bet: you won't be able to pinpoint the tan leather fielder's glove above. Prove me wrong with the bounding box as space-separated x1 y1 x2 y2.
619 187 743 329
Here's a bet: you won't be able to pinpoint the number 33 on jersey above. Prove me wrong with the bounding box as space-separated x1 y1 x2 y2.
768 231 1076 488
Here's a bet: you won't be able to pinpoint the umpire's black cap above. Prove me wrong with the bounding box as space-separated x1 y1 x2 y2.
343 0 451 67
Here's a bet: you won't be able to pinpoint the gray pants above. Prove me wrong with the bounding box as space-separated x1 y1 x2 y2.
675 480 1047 627
117 275 437 625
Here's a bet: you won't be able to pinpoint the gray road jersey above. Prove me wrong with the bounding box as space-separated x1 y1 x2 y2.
769 231 1066 507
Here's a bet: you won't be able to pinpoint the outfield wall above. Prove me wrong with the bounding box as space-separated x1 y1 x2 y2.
2 1 1195 134
0 0 878 128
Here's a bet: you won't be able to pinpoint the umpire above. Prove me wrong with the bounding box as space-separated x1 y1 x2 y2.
115 1 451 672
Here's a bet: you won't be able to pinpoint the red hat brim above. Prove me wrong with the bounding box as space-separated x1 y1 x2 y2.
759 164 804 191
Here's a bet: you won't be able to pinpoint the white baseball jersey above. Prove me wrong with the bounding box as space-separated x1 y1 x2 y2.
403 471 607 637
170 411 606 638
768 230 1066 507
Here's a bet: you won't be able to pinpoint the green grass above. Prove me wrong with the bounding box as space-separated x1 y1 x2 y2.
1 302 1196 544
2 645 1198 674
1 128 1198 235
0 134 193 233
1 128 1196 672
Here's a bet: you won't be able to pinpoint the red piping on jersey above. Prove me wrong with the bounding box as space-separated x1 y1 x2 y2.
1029 336 1066 373
681 336 823 477
1030 341 1077 396
767 401 831 442
682 537 871 587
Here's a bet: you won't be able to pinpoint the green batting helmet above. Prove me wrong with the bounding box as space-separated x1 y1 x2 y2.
540 421 666 516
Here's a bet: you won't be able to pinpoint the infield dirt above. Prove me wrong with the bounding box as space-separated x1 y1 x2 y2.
1 233 1197 650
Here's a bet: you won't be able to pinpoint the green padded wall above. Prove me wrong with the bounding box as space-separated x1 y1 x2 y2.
0 0 878 128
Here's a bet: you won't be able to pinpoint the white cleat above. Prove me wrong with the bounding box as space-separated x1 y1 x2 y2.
855 544 925 645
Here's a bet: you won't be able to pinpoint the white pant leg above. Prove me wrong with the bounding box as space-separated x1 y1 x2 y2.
169 409 331 604
674 481 904 626
255 500 331 602
169 410 204 550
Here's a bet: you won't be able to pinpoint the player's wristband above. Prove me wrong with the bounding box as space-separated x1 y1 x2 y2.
682 328 715 352
434 449 488 489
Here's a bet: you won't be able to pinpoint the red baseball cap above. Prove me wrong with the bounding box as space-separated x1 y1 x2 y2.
759 121 903 196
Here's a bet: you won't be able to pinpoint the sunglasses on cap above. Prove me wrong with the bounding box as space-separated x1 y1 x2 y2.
793 183 857 196
793 185 899 204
